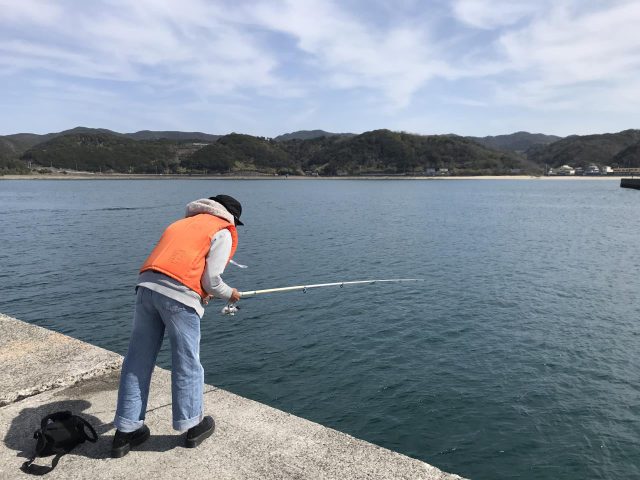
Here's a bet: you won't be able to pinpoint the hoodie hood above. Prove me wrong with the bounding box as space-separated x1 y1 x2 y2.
185 198 235 224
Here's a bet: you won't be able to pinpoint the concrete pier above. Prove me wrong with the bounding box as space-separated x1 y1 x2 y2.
620 178 640 190
0 313 464 480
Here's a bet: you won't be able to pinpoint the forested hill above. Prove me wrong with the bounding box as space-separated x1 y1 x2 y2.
0 137 30 173
0 127 116 158
4 127 640 175
20 133 207 174
526 129 640 168
612 143 640 166
17 129 531 175
125 130 220 142
1 127 217 150
0 127 221 174
287 130 529 175
273 130 355 141
468 132 562 152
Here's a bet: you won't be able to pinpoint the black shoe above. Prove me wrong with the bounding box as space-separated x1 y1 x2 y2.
111 425 150 458
185 416 215 448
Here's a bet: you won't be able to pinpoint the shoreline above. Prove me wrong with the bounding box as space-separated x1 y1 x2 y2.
0 173 629 181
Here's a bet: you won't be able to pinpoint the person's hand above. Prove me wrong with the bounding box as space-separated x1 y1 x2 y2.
203 294 213 305
229 288 241 303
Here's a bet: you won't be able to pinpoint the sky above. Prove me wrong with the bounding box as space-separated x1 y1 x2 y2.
1 0 639 137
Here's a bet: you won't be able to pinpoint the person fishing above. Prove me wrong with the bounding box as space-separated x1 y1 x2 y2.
111 195 243 458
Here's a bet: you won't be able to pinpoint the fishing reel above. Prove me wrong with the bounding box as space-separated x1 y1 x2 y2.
221 303 239 316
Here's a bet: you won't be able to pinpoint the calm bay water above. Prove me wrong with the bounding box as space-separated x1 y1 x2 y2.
1 178 639 479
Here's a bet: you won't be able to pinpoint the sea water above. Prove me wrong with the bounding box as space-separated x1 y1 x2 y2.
1 178 639 479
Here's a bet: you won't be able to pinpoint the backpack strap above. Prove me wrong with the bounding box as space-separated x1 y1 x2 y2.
21 425 49 474
21 418 57 476
21 453 63 476
73 415 98 443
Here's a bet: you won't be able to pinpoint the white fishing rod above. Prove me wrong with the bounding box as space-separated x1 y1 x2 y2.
221 278 424 315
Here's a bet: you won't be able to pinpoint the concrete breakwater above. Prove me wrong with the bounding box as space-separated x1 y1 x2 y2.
620 178 640 190
0 313 464 480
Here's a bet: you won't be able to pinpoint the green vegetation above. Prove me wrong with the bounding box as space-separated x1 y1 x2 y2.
274 130 354 142
126 130 220 142
20 133 194 173
527 129 640 168
3 126 640 176
468 131 562 153
295 130 530 175
0 156 30 174
15 129 531 175
184 134 295 174
611 143 640 168
184 130 531 175
0 138 29 174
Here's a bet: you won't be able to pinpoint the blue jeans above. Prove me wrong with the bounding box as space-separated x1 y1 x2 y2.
114 287 204 432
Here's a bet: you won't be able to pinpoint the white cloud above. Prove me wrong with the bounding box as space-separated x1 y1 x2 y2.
494 1 640 110
0 0 284 94
445 0 640 114
452 0 546 29
246 0 451 107
0 40 138 79
1 0 640 134
0 0 454 109
0 0 62 25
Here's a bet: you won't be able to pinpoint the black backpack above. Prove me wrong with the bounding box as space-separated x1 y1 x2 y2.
21 411 98 476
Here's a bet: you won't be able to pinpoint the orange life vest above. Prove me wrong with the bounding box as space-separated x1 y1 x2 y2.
140 214 238 299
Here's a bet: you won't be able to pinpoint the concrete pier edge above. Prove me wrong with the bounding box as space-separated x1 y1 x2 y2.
620 178 640 189
0 313 465 479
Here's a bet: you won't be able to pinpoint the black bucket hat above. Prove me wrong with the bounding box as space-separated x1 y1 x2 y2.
209 195 244 226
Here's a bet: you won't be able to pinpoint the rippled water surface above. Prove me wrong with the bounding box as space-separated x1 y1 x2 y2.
1 178 639 479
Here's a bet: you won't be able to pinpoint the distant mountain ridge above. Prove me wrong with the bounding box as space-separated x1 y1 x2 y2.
13 128 532 175
274 130 355 142
126 130 220 142
167 129 532 176
20 131 207 174
0 127 219 152
3 126 640 175
468 131 562 152
527 129 640 168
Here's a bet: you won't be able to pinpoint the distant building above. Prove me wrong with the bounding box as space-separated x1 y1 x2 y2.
602 166 614 174
556 165 575 175
613 167 640 175
583 165 600 175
